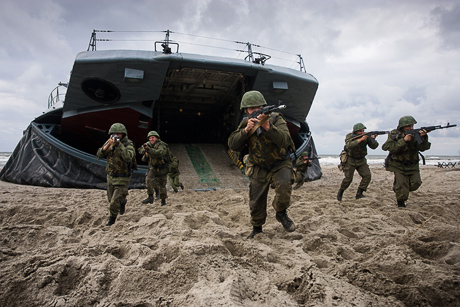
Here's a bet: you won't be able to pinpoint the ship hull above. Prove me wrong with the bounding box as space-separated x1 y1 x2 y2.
1 48 322 188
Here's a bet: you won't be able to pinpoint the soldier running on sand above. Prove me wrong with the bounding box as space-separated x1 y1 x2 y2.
228 90 296 239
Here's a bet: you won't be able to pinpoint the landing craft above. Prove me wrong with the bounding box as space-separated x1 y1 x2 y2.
0 30 321 189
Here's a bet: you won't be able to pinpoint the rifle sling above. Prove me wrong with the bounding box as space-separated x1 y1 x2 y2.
247 116 269 137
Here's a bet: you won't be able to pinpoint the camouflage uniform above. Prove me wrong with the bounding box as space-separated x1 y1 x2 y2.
293 152 312 189
338 123 379 200
382 116 431 207
96 123 135 225
168 155 184 192
228 90 296 238
138 132 170 204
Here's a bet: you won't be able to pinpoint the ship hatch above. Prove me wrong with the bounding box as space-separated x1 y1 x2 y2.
151 67 248 144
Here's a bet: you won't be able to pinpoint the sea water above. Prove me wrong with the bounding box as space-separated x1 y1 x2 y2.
0 152 11 169
318 154 460 167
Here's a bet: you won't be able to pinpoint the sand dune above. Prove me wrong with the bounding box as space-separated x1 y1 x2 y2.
0 165 459 306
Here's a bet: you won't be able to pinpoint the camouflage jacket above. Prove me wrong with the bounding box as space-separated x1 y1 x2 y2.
228 112 294 169
168 155 179 171
382 129 431 173
295 156 312 172
138 139 170 174
97 136 135 181
344 132 379 160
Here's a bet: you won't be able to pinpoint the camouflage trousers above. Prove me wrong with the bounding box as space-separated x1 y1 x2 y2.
107 175 129 217
145 169 167 200
393 171 422 201
249 166 292 227
340 159 371 191
294 169 306 187
168 172 182 192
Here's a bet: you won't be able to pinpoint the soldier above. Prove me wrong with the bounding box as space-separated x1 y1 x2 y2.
138 131 170 206
228 90 296 239
293 152 312 190
96 123 135 226
337 123 379 201
168 154 184 193
382 116 430 207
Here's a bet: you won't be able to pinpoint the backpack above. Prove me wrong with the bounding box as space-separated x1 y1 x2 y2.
121 139 138 171
338 149 348 171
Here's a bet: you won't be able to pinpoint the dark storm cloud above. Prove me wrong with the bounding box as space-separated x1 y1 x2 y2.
430 3 460 49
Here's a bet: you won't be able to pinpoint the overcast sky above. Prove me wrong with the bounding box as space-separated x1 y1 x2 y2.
1 0 459 155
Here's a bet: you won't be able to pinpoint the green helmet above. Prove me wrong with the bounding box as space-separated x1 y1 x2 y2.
147 131 160 138
353 123 366 132
301 152 309 157
240 90 267 110
108 123 127 134
397 116 417 130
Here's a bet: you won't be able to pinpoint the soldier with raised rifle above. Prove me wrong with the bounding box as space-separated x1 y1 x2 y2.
337 123 383 201
96 123 136 226
138 131 170 206
228 90 296 239
382 115 431 208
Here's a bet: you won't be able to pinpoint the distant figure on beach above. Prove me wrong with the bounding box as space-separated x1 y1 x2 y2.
337 123 379 201
96 123 135 226
168 153 184 193
138 131 170 206
382 116 431 208
228 90 296 239
293 152 312 190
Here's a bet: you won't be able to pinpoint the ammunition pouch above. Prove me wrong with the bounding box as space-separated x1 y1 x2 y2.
340 150 348 164
243 154 254 177
338 149 348 171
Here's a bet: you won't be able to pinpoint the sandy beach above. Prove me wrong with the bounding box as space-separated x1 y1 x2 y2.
0 164 459 306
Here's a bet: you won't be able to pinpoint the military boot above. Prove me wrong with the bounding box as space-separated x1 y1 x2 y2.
247 226 263 239
276 210 296 232
293 184 302 190
397 200 406 208
119 199 127 215
161 199 166 206
337 189 344 201
106 216 117 226
141 194 154 204
355 188 365 199
180 183 184 190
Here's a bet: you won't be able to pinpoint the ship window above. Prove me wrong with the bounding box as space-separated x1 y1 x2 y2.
271 81 288 93
124 68 144 82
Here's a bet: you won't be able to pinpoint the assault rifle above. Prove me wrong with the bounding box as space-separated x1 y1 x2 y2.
349 131 389 141
246 103 286 136
404 123 457 144
299 156 321 160
249 104 287 119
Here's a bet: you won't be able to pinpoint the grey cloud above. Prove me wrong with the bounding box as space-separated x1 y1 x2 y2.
402 86 426 106
430 3 460 49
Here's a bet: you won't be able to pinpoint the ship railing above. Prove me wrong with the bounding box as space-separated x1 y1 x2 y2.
87 30 308 72
48 82 67 109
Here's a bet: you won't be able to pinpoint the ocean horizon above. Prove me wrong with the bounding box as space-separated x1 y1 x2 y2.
2 152 459 169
